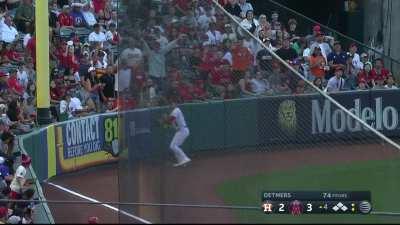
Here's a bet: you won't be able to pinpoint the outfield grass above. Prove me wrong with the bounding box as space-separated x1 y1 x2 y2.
216 159 400 223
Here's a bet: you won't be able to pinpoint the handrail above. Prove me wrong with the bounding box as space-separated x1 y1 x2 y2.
267 0 400 65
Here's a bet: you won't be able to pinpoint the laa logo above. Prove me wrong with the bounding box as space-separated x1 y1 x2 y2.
278 100 297 135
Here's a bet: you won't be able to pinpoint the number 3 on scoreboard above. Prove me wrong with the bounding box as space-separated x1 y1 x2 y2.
307 203 312 212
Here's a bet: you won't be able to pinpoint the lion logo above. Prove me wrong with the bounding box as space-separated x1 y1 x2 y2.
278 100 297 135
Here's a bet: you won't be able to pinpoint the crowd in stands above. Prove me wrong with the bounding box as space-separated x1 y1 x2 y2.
0 0 121 223
0 0 393 223
117 0 398 110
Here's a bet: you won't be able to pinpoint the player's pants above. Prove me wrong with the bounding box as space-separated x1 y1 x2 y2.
170 128 190 163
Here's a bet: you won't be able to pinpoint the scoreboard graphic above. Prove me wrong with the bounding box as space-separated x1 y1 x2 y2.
261 191 372 215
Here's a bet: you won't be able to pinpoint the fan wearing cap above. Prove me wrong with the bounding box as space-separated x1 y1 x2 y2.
82 2 97 27
70 2 87 27
326 67 345 92
309 31 332 61
143 33 187 93
58 5 74 28
305 25 321 46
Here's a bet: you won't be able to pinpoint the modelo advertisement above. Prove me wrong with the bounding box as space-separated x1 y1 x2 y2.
258 90 400 144
54 114 120 174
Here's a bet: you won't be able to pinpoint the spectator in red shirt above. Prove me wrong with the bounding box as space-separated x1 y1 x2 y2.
92 0 106 14
173 0 192 14
26 34 35 64
58 5 74 28
231 41 253 83
7 69 24 97
177 82 193 103
61 42 79 72
371 58 390 81
3 43 23 64
192 79 209 101
209 59 233 97
357 62 374 88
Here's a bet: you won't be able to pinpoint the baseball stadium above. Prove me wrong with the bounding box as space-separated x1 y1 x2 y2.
2 0 400 224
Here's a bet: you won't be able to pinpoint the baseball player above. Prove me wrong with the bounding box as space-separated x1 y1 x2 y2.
162 98 191 167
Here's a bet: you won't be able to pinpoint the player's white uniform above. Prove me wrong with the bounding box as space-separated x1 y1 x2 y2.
170 107 191 166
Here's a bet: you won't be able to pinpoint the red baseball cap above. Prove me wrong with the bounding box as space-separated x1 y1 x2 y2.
350 42 357 48
313 25 321 32
88 216 99 224
21 154 32 168
0 207 7 218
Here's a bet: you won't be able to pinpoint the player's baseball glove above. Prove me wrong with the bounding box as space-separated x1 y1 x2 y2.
159 114 172 129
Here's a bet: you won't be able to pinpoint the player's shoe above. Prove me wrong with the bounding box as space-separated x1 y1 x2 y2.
173 159 191 167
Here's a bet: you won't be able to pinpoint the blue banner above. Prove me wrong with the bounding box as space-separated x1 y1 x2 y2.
258 90 400 144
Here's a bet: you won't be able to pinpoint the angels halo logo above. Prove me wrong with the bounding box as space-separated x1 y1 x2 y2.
278 100 297 135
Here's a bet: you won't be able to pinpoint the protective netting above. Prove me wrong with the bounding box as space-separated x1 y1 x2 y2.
117 0 400 223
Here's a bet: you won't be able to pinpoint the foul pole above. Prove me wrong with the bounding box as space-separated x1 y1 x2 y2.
35 0 52 125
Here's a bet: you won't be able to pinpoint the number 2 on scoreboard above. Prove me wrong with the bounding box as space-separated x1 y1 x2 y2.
279 203 285 212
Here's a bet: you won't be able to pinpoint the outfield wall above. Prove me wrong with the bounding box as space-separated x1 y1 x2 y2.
20 89 400 181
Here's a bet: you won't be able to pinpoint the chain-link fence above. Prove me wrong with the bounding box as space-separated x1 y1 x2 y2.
116 0 400 223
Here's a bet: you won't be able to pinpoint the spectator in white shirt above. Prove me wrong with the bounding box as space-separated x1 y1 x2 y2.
0 15 18 43
197 6 216 30
251 71 271 95
105 23 120 45
385 76 398 89
239 10 259 36
310 32 332 61
63 92 87 118
82 3 97 27
88 23 106 47
238 0 253 15
204 22 222 46
326 68 345 92
348 43 363 72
